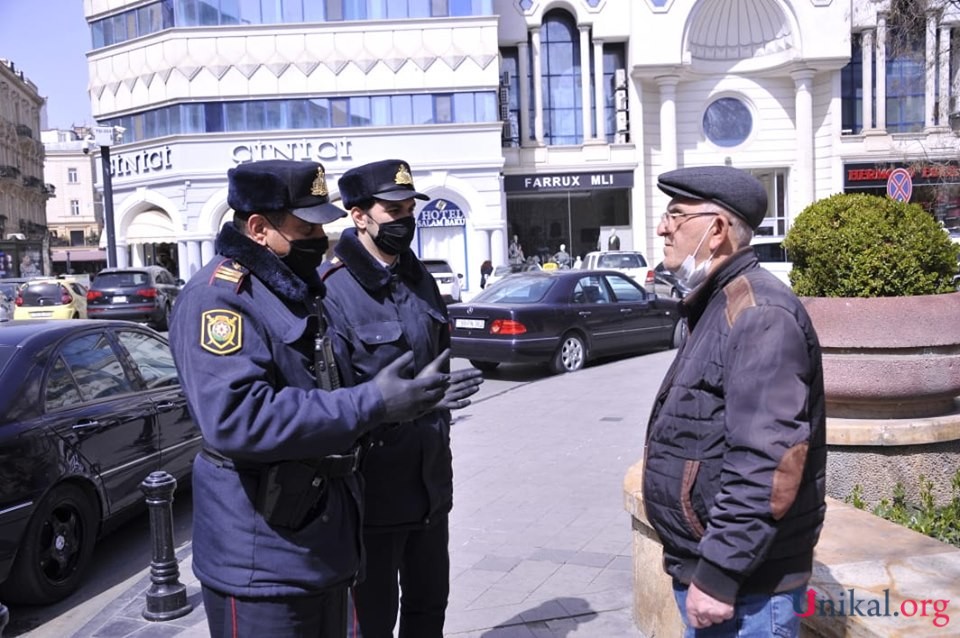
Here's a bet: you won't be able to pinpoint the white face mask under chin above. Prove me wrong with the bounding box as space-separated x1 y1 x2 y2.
674 222 717 289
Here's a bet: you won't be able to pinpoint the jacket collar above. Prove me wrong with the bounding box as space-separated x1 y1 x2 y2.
333 227 423 292
215 222 322 305
680 246 758 327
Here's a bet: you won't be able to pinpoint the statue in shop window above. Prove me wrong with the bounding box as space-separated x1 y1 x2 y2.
508 235 525 265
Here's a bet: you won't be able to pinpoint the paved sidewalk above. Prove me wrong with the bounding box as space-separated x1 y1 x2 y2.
56 349 673 638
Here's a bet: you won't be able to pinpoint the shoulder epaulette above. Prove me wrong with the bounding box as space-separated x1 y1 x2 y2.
320 256 346 283
208 258 248 292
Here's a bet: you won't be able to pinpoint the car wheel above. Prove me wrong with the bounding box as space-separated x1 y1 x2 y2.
154 303 171 331
670 320 688 349
2 483 98 605
550 332 586 374
469 360 500 372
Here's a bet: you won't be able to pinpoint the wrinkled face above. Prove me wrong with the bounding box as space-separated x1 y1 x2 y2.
657 198 720 271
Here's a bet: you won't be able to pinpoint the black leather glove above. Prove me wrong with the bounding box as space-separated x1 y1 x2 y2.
436 368 484 410
373 351 449 423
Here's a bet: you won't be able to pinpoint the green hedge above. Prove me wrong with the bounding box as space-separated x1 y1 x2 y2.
783 193 959 297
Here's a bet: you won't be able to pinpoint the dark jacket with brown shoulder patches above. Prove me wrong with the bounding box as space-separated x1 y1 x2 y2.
642 247 827 604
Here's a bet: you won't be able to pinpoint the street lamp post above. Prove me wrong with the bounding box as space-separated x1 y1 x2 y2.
88 126 125 269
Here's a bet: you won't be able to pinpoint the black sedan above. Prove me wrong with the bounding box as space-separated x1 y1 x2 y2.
0 320 201 605
449 270 685 374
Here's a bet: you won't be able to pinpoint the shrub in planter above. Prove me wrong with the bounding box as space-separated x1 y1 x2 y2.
783 192 959 297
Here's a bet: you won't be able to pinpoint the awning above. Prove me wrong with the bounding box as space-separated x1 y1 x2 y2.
119 210 178 245
52 248 106 262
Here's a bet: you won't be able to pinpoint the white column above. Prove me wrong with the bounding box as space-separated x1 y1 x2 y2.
926 11 938 128
130 244 144 267
187 240 202 278
490 227 505 266
175 241 188 281
531 27 545 144
517 40 531 147
940 25 952 125
593 38 605 141
861 30 874 130
656 76 680 172
579 24 593 142
201 239 215 266
116 243 129 268
876 14 887 130
792 69 816 210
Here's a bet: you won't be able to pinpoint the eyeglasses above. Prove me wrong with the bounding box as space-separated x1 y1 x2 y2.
659 211 719 230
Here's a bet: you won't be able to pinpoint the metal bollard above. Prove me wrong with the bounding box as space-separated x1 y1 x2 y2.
140 471 193 621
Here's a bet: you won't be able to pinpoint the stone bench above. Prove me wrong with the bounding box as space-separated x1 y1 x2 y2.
623 460 960 636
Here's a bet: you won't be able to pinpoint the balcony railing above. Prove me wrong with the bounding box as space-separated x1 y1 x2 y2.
0 165 20 179
15 124 32 138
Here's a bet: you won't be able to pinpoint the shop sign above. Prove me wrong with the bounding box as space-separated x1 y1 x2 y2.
231 137 354 164
417 199 466 227
504 170 634 192
110 146 173 177
845 161 960 188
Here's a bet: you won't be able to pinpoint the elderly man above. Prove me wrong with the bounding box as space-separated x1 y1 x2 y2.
642 166 827 638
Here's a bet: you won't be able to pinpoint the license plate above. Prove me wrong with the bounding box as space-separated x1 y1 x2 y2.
113 295 128 303
31 311 53 318
455 318 485 330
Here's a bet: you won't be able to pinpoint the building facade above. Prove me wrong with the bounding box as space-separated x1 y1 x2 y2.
82 0 960 290
41 128 106 275
0 58 51 278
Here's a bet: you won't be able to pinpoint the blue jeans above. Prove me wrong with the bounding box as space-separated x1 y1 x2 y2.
672 581 805 638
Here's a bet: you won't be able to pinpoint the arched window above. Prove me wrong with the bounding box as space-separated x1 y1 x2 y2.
539 10 583 145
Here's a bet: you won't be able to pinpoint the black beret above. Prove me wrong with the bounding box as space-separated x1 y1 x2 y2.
657 166 768 230
339 159 429 210
227 159 346 224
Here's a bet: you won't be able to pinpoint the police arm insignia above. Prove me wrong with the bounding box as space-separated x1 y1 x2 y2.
201 309 243 355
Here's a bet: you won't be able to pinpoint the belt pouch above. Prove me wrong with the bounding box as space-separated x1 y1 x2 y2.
256 461 325 530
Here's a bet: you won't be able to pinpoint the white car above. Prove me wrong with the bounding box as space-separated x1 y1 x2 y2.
423 259 462 303
751 236 792 286
580 251 654 291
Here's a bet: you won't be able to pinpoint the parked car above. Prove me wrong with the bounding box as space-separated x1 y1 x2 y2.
579 251 655 291
751 236 793 287
0 283 16 323
484 262 543 289
0 320 201 604
13 278 89 320
422 259 462 303
448 270 684 374
652 262 691 299
86 266 183 330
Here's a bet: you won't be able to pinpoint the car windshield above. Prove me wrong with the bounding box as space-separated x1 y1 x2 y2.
20 283 67 305
94 272 149 287
472 276 555 304
598 253 646 268
423 262 452 275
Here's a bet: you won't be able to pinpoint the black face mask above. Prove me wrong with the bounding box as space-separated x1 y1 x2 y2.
265 218 329 279
369 215 416 256
281 236 329 279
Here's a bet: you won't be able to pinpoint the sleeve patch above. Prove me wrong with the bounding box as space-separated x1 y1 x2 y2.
201 309 243 355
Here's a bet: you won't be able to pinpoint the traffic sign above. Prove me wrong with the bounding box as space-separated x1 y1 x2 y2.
886 168 913 202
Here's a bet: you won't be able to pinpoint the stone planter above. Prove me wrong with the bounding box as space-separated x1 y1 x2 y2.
801 293 960 506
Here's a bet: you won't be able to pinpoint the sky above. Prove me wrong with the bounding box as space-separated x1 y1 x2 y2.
0 0 94 130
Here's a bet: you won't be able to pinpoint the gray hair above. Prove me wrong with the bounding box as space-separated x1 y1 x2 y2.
719 210 754 248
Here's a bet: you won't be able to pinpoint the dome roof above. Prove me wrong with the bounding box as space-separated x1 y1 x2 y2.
688 0 794 62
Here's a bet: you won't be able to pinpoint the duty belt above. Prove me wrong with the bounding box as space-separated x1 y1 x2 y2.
200 446 361 478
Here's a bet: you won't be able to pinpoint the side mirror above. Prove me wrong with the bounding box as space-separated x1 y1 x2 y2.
457 273 463 280
175 279 185 287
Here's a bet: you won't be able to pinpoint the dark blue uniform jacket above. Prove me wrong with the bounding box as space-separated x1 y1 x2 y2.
320 228 453 531
169 223 385 597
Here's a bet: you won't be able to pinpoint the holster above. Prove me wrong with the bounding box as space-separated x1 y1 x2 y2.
256 461 327 531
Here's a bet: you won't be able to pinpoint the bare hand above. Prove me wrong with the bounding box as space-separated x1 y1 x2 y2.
686 582 734 629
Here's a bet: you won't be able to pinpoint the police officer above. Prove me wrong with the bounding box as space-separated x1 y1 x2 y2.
319 159 483 637
168 159 452 637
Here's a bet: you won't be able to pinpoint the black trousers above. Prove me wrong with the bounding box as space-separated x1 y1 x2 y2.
350 517 450 638
202 584 347 638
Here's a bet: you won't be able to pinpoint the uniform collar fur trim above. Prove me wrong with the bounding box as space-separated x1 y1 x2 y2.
333 227 423 292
